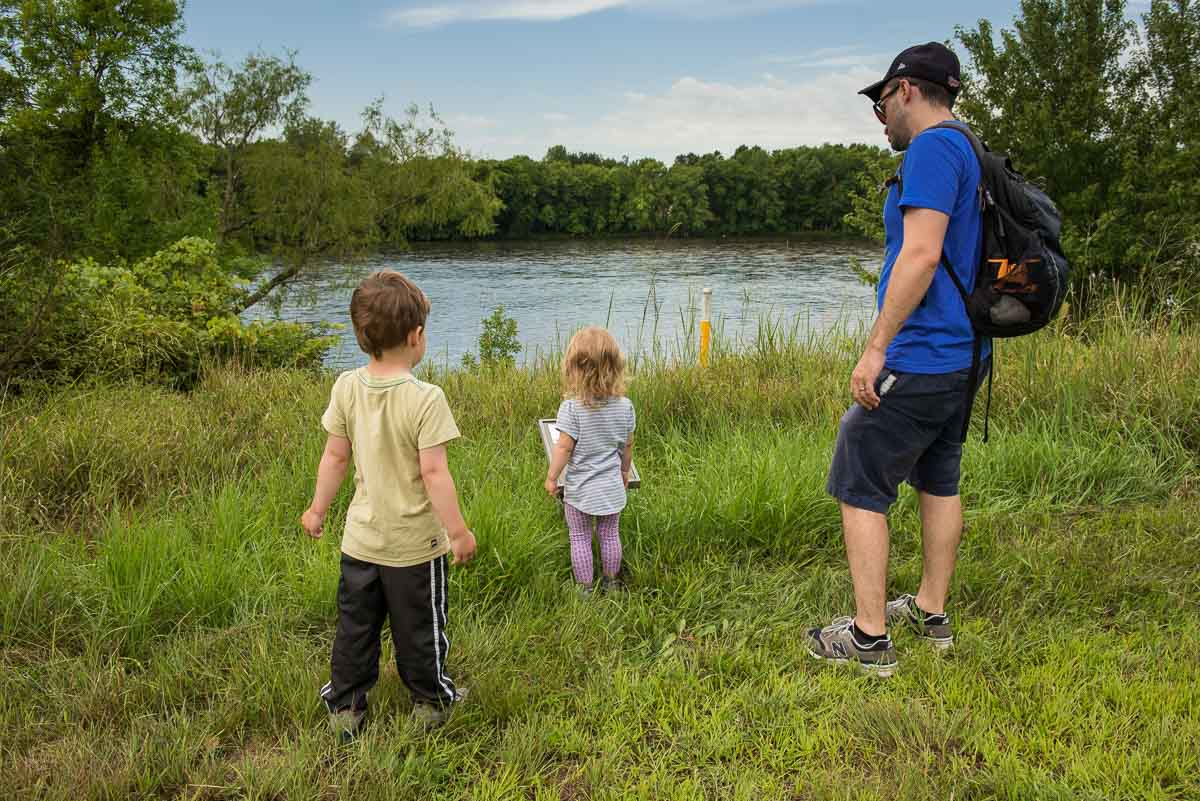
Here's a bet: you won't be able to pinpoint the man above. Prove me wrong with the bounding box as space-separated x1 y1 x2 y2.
808 42 989 677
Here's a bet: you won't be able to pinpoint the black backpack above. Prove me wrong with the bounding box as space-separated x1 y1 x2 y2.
933 120 1069 338
925 121 1070 441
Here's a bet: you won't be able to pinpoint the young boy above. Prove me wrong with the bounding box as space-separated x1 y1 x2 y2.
300 270 477 742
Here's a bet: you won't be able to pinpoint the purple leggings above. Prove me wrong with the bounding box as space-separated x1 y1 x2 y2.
564 503 622 584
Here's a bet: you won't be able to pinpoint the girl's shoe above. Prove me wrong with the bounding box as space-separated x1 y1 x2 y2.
576 580 596 598
600 575 627 595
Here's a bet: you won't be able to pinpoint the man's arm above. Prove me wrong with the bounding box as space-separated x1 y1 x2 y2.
301 435 352 538
851 207 950 410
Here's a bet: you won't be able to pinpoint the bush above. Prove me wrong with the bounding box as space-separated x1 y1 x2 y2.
0 238 335 389
461 305 522 369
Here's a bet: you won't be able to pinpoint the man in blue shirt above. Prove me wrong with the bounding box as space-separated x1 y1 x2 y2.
808 42 989 677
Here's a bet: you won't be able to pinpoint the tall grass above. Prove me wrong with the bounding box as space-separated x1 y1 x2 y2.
1 294 1197 800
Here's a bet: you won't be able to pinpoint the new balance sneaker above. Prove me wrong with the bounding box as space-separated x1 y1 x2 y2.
886 594 954 650
807 616 897 678
329 707 367 745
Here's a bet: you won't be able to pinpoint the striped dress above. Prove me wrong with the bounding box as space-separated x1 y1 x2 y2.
555 396 636 516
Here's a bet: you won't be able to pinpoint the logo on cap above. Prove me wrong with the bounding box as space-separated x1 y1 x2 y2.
948 76 961 88
897 62 907 70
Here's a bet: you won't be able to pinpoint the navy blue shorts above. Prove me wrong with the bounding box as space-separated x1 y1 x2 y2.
826 360 989 514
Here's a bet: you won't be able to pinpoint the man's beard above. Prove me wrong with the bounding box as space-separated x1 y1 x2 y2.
887 125 912 152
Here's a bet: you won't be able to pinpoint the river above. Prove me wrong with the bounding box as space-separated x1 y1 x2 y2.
252 237 881 369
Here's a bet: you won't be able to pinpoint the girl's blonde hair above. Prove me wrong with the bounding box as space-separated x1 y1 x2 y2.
562 326 626 407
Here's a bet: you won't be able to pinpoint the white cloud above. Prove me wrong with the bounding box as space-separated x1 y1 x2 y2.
447 112 499 129
542 111 571 122
385 0 821 28
387 0 624 27
460 66 891 161
764 45 888 69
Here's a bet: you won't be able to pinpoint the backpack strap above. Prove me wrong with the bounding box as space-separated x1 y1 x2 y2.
929 122 995 443
940 253 987 442
932 120 989 165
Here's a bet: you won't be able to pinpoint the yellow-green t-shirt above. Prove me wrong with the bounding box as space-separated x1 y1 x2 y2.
321 368 460 567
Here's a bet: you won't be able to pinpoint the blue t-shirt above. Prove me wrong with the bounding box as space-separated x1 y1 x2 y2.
878 126 988 374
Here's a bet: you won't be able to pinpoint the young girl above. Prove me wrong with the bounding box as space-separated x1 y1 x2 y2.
544 326 635 595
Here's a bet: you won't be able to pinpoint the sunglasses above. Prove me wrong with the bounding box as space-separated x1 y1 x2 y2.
872 82 904 124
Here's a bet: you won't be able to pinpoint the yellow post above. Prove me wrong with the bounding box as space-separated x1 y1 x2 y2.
699 287 712 367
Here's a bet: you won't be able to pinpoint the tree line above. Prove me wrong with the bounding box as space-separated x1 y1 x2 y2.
471 144 891 240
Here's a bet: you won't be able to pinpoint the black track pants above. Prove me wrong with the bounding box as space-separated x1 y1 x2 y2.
320 553 458 713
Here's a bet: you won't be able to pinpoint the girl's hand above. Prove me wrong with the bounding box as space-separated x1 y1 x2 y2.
301 508 325 539
544 477 560 498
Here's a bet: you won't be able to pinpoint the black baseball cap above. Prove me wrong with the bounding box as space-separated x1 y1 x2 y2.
858 42 962 103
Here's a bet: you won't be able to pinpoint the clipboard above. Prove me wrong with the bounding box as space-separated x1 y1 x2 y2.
537 418 641 490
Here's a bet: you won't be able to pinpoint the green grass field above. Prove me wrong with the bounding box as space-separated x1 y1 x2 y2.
2 301 1198 800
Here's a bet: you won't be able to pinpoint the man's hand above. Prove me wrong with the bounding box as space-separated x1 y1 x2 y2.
850 347 886 410
301 507 325 539
448 528 477 566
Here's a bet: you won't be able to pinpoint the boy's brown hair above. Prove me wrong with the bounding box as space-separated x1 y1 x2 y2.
562 326 626 407
350 271 431 358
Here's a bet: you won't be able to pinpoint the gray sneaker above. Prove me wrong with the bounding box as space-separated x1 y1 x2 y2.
329 707 367 744
807 616 897 678
599 575 627 595
886 594 953 650
412 688 468 731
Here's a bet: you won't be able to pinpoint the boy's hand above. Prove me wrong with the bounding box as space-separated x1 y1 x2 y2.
448 528 477 566
622 469 631 489
544 477 561 498
301 508 325 539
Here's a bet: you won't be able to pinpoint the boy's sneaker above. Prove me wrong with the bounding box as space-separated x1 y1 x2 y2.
411 702 450 730
599 575 627 595
886 594 954 650
412 688 468 732
576 581 596 599
807 616 897 678
329 707 367 745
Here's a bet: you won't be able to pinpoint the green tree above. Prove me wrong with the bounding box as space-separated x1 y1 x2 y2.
0 0 191 156
956 0 1135 276
354 101 500 243
185 50 310 247
1116 0 1200 278
235 117 376 312
0 0 200 259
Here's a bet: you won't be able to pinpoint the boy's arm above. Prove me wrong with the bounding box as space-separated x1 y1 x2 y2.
301 435 352 539
545 432 575 496
420 444 476 565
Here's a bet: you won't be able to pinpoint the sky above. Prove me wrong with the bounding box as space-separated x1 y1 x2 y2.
181 0 1033 162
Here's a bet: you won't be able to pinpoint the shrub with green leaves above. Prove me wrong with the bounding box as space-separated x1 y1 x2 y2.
0 238 334 389
462 305 522 369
